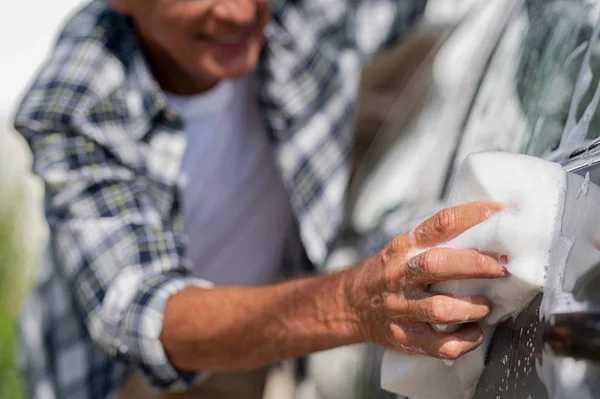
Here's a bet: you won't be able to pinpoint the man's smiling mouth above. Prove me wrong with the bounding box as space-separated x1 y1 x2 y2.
195 24 256 47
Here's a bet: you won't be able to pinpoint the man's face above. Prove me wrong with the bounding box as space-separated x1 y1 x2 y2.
111 0 271 82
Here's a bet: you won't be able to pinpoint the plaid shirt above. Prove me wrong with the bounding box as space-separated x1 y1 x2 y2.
14 0 426 398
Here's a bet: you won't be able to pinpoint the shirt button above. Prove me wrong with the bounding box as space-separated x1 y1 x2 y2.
118 344 129 355
164 108 179 122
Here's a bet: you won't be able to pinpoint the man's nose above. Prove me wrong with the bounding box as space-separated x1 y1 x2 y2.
212 0 257 27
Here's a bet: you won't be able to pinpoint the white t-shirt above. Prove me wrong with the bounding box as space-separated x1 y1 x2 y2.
166 77 294 286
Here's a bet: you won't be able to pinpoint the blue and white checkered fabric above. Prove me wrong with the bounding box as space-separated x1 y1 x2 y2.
13 0 426 397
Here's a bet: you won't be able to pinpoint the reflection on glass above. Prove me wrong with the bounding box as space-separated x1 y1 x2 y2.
351 1 507 231
455 0 600 167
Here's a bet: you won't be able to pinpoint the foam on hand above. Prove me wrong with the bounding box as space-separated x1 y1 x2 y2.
380 152 567 399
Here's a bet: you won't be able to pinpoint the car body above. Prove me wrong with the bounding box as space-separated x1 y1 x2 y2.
325 0 600 398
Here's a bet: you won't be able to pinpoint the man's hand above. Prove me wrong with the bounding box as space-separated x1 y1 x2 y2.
161 201 506 372
346 201 507 360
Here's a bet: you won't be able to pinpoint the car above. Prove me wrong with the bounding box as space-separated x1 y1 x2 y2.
314 0 600 398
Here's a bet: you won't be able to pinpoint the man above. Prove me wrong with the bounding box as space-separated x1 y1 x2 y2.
14 0 508 398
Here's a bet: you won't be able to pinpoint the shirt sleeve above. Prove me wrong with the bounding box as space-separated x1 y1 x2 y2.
17 126 210 390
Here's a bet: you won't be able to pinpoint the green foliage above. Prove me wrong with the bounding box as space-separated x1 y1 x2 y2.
0 186 26 399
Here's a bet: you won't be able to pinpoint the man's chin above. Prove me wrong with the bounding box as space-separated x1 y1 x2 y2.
202 46 261 80
207 62 258 80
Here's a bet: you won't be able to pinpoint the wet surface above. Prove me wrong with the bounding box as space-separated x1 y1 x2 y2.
474 295 549 399
475 166 600 399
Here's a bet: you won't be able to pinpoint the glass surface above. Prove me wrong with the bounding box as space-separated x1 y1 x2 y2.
455 0 600 169
351 1 508 232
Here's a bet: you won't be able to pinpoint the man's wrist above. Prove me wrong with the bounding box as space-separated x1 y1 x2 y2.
337 255 382 344
333 265 368 343
160 266 368 372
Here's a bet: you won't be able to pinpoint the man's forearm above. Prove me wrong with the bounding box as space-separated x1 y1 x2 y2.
161 202 507 373
161 267 362 372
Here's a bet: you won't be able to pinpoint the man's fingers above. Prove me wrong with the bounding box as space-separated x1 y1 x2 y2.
390 322 484 360
408 294 491 324
411 201 503 249
431 323 484 360
406 248 508 285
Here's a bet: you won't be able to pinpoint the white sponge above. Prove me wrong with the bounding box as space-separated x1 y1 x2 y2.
380 152 567 399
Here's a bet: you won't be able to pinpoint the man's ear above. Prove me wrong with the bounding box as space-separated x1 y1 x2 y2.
108 0 132 15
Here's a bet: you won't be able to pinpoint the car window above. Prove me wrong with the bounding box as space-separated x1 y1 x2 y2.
350 1 511 233
453 0 600 169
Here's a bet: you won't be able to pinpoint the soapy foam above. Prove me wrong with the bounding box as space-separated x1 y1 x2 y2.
381 152 566 399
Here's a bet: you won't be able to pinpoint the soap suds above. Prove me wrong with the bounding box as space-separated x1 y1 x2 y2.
408 228 417 248
381 152 567 399
405 228 428 260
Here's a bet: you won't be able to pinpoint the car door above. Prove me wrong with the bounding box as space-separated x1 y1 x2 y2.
453 0 600 397
345 0 600 397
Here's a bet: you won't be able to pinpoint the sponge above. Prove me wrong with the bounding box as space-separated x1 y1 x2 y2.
380 152 567 399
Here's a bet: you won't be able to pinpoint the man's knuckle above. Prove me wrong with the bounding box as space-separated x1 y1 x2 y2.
389 323 407 344
435 208 456 234
421 250 441 276
379 246 392 265
383 293 396 309
420 252 433 275
476 331 485 345
429 297 449 321
474 252 488 272
480 203 497 220
388 235 406 255
439 341 462 360
383 267 399 291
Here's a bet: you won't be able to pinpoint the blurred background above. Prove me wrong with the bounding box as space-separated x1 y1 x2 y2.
9 0 600 399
